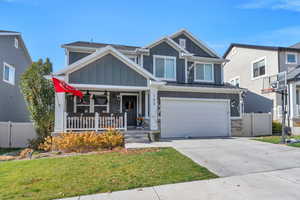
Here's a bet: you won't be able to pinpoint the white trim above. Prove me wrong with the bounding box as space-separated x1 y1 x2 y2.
127 55 138 64
14 37 18 49
153 55 177 81
3 62 15 85
0 32 20 36
145 91 149 118
251 56 267 80
186 56 227 63
179 38 186 49
70 84 148 91
139 91 142 115
185 58 188 83
229 76 240 87
194 62 214 83
159 85 242 94
56 46 159 81
73 92 109 114
169 29 221 58
286 52 298 65
144 36 190 55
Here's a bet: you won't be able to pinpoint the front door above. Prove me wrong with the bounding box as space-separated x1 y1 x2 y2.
122 95 137 126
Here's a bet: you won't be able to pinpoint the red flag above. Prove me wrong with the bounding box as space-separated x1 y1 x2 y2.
52 77 83 98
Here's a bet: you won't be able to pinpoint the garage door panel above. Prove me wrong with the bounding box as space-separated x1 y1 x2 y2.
161 98 230 138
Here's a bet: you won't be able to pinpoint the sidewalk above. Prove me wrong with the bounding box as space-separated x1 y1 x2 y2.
61 167 300 200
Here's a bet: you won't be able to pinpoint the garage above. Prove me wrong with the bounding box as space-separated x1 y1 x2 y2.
160 98 231 138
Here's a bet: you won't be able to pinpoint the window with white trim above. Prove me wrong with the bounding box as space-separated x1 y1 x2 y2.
286 53 297 64
194 63 214 82
3 63 15 85
154 55 176 81
230 77 240 87
179 38 186 49
14 37 18 49
252 58 265 78
73 92 109 113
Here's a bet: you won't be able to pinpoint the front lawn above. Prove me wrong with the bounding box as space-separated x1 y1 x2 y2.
254 136 300 147
0 147 217 200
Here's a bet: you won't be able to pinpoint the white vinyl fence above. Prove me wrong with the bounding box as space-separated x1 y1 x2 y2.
0 122 37 148
242 113 272 136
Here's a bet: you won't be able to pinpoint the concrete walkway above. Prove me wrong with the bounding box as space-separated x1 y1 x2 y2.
61 138 300 200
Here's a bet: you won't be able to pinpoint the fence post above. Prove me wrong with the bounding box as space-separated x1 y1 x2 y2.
124 112 127 131
95 112 99 132
8 121 12 148
251 113 254 137
268 112 272 135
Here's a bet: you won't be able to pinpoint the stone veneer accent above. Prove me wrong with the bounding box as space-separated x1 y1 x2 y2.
231 119 243 136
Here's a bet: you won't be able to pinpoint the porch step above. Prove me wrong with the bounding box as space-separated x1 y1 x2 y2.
123 131 150 143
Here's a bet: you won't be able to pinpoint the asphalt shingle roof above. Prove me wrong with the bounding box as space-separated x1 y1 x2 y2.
63 41 140 51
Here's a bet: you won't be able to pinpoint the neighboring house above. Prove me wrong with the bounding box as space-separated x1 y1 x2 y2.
0 30 31 122
223 43 300 133
52 29 242 138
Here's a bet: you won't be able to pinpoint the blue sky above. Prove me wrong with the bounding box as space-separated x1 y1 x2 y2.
1 0 300 72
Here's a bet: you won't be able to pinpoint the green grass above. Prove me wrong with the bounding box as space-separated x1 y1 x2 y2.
0 148 22 155
254 136 300 147
0 148 217 200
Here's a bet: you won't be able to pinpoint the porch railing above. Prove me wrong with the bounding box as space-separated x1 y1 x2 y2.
64 112 127 131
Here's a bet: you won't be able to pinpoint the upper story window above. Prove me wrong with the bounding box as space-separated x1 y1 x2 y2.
14 37 19 49
230 77 240 87
194 63 214 82
286 53 297 64
179 38 186 49
3 62 15 85
128 56 137 63
153 55 176 81
252 58 266 79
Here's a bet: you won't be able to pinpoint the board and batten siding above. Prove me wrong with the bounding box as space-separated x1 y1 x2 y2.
143 42 186 83
158 91 240 117
172 33 216 58
69 54 148 86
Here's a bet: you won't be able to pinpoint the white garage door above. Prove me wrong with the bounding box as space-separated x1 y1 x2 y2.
160 98 230 138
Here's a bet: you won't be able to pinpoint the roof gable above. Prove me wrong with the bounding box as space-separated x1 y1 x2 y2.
56 46 158 81
170 29 220 58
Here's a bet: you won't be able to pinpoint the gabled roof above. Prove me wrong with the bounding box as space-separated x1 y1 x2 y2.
0 30 20 35
224 43 300 58
62 41 139 51
55 45 158 81
143 36 190 54
290 42 300 49
169 29 221 58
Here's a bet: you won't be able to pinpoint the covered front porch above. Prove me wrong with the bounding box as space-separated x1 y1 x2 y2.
54 85 160 133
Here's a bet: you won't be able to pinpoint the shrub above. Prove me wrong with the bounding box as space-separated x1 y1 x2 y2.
272 121 282 135
39 129 125 153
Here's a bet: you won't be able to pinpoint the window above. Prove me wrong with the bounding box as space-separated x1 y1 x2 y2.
286 53 297 64
3 63 15 85
252 58 266 78
153 55 176 80
128 56 137 63
74 92 109 113
230 77 240 87
14 37 18 48
194 63 214 82
179 38 186 49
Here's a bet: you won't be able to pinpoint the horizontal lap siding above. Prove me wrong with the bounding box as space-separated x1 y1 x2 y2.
158 91 240 117
69 54 147 86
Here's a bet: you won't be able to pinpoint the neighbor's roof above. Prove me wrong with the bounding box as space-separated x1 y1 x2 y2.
223 43 300 58
290 42 300 49
62 41 140 51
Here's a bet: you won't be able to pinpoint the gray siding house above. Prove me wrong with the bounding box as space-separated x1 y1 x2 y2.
223 43 300 134
52 29 242 138
0 30 31 122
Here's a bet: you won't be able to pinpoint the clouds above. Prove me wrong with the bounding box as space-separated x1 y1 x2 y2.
239 0 300 12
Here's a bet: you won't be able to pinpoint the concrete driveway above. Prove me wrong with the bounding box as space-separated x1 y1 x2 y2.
170 138 300 177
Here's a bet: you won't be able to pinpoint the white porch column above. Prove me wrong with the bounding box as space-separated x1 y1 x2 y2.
149 87 158 130
54 93 66 133
289 82 297 119
145 91 149 118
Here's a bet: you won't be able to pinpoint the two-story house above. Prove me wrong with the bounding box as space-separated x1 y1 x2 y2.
223 43 300 134
52 29 242 138
0 30 31 122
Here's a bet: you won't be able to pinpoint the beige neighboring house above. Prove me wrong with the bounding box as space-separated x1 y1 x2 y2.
223 43 300 134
